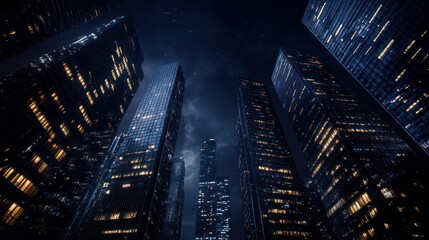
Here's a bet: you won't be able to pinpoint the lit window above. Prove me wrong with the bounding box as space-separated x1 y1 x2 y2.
2 167 38 196
79 105 92 125
1 201 24 226
109 213 120 220
60 123 69 136
378 39 394 59
28 98 56 139
348 193 371 215
123 212 137 219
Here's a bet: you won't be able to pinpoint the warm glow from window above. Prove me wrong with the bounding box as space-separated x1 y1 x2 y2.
28 98 56 139
2 167 38 196
1 201 24 226
79 105 92 125
102 229 137 234
77 72 87 89
348 193 371 215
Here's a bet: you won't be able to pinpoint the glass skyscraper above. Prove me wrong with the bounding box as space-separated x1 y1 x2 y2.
302 0 429 152
271 48 428 239
216 176 231 240
0 16 143 239
236 77 315 239
195 139 231 240
0 0 122 61
75 61 185 239
161 157 186 240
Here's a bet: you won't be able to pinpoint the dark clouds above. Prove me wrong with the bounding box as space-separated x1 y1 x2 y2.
119 0 311 239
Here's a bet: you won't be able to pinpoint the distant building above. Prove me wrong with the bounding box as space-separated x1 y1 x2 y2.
0 16 143 239
302 0 429 153
76 61 185 239
161 157 186 240
271 48 428 239
216 176 231 240
236 77 316 239
0 0 122 61
195 139 231 240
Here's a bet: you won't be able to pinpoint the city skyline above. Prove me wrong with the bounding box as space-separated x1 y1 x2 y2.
1 0 428 239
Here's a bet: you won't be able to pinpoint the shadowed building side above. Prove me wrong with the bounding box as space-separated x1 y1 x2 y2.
161 157 186 240
236 77 316 239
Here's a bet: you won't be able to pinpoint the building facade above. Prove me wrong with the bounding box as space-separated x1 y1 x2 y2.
0 0 122 61
236 77 315 239
0 16 143 239
216 176 231 240
161 157 186 240
76 61 185 239
195 139 231 240
271 48 428 239
302 0 429 152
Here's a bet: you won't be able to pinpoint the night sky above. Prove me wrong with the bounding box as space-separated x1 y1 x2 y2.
0 1 314 239
121 0 313 239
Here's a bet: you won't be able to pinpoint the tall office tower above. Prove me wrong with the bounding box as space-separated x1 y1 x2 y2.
161 157 186 240
302 0 429 152
216 176 231 240
195 139 232 240
271 48 428 239
195 139 218 239
76 62 185 239
0 0 122 61
0 16 143 238
236 77 315 239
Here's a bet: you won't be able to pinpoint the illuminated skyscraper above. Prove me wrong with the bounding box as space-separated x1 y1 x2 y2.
302 0 429 152
216 176 231 240
76 61 185 239
271 48 428 239
161 157 186 240
0 16 143 239
195 139 231 240
236 77 315 239
0 0 122 61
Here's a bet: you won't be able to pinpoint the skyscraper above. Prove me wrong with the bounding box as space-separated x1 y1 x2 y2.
236 77 315 239
195 139 231 240
302 0 429 152
271 48 428 239
0 16 143 239
76 61 185 239
0 0 122 61
161 157 186 240
216 176 231 240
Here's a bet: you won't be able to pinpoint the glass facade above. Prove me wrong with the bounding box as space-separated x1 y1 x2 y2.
195 139 231 240
0 16 143 239
236 78 315 239
75 61 185 239
271 48 429 239
302 0 429 152
161 157 185 240
0 0 122 61
216 176 231 240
